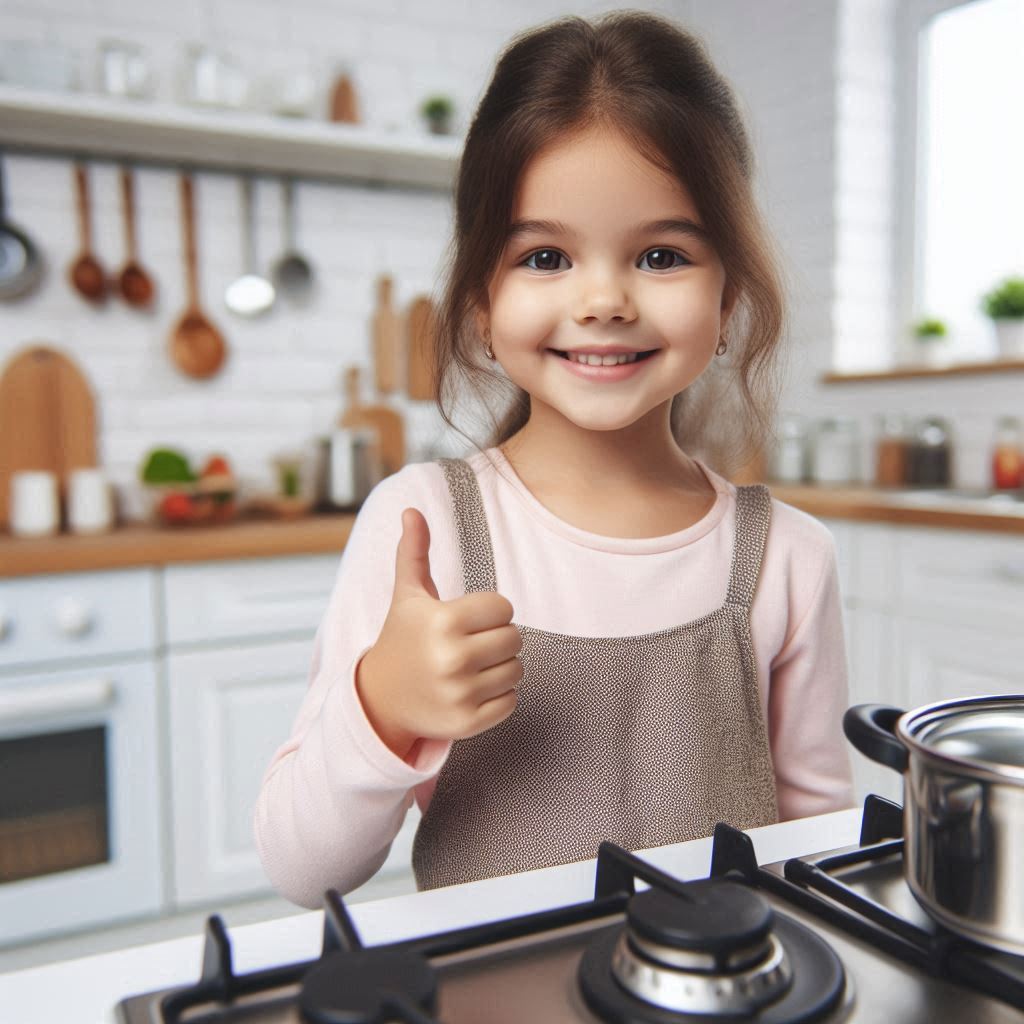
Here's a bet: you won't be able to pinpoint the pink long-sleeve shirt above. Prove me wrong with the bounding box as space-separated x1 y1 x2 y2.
254 448 855 908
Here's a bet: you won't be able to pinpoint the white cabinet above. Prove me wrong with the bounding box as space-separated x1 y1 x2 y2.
820 518 1024 808
162 553 419 908
166 638 314 905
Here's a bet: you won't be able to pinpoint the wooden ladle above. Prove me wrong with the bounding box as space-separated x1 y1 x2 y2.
115 166 155 308
68 163 107 304
169 174 227 379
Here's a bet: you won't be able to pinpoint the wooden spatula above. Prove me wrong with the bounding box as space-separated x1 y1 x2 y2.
0 345 98 526
406 295 438 401
339 366 405 477
372 275 402 395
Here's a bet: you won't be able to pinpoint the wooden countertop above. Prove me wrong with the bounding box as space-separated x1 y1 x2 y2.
0 511 357 578
3 486 1023 579
769 484 1024 534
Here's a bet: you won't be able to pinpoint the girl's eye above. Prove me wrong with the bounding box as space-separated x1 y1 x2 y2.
639 248 687 272
523 249 568 272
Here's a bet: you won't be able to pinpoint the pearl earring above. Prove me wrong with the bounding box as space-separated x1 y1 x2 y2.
483 330 495 361
716 334 728 356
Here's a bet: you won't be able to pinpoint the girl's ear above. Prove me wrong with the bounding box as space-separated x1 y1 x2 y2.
473 306 490 339
720 280 740 329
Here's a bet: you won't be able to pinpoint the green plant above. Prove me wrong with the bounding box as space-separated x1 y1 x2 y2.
982 276 1024 319
420 94 453 121
913 317 948 339
140 448 194 485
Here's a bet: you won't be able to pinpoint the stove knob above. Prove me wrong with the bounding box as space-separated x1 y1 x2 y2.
55 597 95 638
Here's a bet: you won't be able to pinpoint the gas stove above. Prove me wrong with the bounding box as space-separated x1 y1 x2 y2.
116 797 1024 1023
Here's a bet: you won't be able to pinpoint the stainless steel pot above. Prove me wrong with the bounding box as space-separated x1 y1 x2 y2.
845 696 1024 956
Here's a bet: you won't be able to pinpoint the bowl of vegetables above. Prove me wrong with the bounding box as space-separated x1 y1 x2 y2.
140 448 238 526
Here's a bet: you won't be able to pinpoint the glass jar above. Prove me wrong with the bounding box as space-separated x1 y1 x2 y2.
772 415 808 483
811 418 860 485
873 414 909 488
907 417 953 487
991 415 1023 491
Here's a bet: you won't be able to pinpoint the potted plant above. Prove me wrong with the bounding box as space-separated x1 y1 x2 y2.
420 94 454 135
911 316 949 367
981 276 1024 358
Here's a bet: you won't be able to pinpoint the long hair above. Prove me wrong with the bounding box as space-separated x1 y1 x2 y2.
433 10 785 474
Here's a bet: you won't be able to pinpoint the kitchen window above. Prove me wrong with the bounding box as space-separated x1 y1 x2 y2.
913 0 1024 360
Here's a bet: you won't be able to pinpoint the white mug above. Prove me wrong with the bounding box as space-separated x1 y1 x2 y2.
9 471 60 537
67 468 113 534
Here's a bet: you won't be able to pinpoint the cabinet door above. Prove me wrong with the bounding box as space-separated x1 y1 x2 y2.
902 617 1024 710
167 639 313 906
167 638 418 907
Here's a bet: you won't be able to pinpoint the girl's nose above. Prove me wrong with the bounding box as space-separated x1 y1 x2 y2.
572 268 637 324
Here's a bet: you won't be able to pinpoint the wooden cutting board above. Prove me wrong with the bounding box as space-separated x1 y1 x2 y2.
372 275 402 395
406 295 438 401
339 366 405 477
0 345 98 527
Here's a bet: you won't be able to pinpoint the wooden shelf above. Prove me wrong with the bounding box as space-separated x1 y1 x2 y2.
0 85 460 190
823 357 1024 384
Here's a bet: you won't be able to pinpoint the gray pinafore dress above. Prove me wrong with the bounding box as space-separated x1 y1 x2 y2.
412 457 779 890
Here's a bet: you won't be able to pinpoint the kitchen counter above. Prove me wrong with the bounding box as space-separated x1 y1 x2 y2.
0 511 357 578
0 807 861 1024
770 483 1024 534
3 483 1022 580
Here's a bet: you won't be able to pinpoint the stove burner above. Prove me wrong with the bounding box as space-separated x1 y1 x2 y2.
579 881 846 1023
299 948 437 1024
626 881 776 969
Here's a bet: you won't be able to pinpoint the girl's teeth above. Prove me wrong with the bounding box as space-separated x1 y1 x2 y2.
566 351 639 366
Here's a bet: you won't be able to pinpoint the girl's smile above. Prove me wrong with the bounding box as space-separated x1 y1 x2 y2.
482 124 735 442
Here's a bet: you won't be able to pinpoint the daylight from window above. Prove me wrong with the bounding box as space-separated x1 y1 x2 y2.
919 0 1024 359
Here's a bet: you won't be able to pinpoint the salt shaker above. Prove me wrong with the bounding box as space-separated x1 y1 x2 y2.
772 415 808 483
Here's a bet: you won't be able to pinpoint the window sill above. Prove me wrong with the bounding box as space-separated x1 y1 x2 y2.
822 357 1024 384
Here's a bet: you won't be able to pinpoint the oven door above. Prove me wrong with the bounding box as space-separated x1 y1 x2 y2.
0 658 164 947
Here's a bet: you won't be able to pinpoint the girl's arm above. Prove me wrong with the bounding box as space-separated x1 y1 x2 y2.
767 524 857 820
252 467 455 907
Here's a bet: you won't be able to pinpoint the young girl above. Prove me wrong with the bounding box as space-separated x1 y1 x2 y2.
255 10 854 907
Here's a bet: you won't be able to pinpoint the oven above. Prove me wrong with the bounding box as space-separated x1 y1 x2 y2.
0 568 164 947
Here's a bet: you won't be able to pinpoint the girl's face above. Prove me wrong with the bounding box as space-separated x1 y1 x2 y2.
482 125 735 437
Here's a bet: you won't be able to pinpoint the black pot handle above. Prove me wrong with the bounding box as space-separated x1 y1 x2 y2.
843 704 909 774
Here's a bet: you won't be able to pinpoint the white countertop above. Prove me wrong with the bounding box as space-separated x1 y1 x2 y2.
0 808 862 1024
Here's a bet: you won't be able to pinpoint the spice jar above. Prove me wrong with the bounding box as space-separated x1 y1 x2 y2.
991 415 1023 491
873 414 909 488
907 417 953 487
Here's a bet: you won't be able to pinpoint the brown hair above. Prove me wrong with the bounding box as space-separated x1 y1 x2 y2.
433 10 785 475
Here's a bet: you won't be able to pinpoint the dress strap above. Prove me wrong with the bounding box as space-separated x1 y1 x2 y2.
724 484 773 609
438 458 498 594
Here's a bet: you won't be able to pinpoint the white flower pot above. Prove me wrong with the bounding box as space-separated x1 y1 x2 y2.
994 319 1024 359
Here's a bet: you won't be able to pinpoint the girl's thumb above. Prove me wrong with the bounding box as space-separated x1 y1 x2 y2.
393 508 440 600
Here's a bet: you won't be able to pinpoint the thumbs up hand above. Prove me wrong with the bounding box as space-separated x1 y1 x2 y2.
355 508 523 759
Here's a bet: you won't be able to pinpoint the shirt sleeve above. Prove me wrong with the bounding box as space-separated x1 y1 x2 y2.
767 524 857 821
253 466 453 907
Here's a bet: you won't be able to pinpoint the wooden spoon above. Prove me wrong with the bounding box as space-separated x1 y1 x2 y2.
68 162 106 304
115 166 156 308
169 174 227 379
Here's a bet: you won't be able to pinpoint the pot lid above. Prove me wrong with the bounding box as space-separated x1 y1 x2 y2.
910 699 1024 770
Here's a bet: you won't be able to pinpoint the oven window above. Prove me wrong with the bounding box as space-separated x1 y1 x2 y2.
0 726 110 884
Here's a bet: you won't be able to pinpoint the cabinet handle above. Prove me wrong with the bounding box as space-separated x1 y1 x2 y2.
0 678 115 722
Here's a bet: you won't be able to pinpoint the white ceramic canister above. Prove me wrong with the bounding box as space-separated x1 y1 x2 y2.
9 470 60 536
67 468 114 533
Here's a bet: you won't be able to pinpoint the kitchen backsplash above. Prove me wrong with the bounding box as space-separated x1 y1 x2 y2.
1 0 1019 507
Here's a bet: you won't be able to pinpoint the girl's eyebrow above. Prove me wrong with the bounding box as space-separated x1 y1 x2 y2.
505 217 709 243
